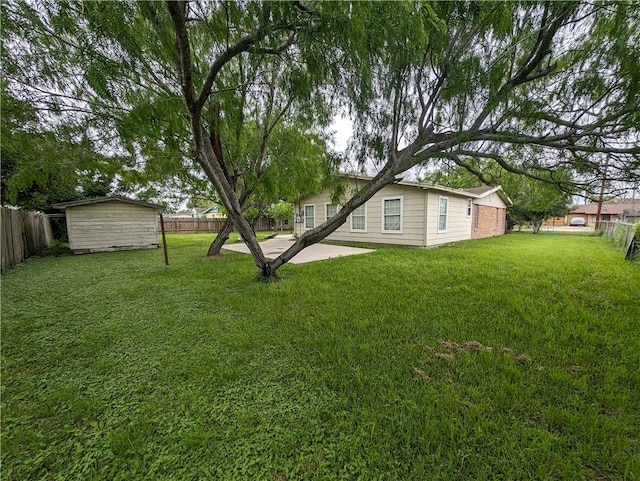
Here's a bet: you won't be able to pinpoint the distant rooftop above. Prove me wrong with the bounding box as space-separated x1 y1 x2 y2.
571 200 640 215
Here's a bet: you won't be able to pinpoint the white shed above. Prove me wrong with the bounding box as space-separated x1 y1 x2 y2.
53 196 164 254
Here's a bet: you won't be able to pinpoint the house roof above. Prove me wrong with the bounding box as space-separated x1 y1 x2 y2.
462 186 497 195
344 173 476 197
341 173 512 205
461 185 513 206
571 200 640 215
201 205 223 215
52 196 165 211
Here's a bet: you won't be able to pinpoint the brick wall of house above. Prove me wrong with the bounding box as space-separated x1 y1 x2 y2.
471 205 506 239
546 216 566 226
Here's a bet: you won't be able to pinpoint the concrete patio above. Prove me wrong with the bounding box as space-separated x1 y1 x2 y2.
222 234 374 264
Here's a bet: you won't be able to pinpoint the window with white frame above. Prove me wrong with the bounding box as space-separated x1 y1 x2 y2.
350 204 366 231
382 197 403 233
325 203 337 221
467 199 473 217
438 196 448 233
304 204 315 230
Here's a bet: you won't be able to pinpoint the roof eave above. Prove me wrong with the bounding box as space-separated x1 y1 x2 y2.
339 173 478 198
52 196 165 211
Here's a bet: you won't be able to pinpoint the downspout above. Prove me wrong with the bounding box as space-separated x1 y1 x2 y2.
294 199 300 238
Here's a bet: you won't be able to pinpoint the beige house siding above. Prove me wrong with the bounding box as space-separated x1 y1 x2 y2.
425 192 473 246
66 202 159 253
295 179 512 248
474 192 505 208
296 183 426 247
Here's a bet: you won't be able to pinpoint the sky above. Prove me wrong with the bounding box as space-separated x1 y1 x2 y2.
329 114 353 153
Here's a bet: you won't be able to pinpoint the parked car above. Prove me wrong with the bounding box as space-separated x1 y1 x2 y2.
569 217 587 226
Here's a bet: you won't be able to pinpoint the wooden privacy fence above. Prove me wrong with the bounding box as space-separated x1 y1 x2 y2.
1 206 54 271
161 218 226 234
161 217 272 234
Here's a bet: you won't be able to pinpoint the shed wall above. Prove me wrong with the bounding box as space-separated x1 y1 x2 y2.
66 202 159 252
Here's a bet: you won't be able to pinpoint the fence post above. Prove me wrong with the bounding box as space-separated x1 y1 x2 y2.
159 213 169 266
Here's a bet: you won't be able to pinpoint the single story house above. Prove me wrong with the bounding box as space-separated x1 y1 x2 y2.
294 175 511 248
566 199 640 226
164 208 205 219
53 196 164 253
200 205 227 219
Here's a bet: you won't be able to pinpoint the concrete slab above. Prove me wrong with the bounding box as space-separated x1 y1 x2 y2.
221 234 374 264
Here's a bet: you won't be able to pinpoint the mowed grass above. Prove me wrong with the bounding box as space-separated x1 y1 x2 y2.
2 232 639 480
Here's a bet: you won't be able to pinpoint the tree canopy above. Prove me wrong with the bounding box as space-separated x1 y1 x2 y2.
0 84 125 211
3 1 639 278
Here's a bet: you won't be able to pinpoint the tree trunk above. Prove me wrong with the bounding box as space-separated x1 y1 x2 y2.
207 217 233 256
532 220 543 233
257 260 277 281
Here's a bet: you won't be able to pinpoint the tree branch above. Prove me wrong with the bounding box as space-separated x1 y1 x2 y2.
166 1 197 111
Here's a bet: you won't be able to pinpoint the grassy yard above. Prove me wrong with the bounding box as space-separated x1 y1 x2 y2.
2 232 639 480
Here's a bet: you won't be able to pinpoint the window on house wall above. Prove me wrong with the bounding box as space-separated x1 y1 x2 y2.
495 208 499 227
304 204 315 230
325 203 337 221
473 205 480 229
382 197 403 233
438 197 448 233
467 199 473 217
351 204 366 231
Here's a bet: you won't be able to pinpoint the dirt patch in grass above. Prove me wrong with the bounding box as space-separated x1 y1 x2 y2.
439 339 491 352
413 367 432 382
461 340 486 352
436 340 530 364
434 352 454 360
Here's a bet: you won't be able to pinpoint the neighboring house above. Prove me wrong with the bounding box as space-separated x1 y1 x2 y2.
294 176 511 248
200 205 227 219
53 196 163 253
164 208 205 219
567 199 640 226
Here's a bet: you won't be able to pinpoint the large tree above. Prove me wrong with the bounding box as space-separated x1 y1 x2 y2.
3 1 338 259
4 1 639 278
168 1 639 278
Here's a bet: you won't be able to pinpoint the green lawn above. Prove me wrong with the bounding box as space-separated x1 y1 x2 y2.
2 233 639 480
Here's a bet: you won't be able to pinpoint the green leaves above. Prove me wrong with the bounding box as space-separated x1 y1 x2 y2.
3 0 639 274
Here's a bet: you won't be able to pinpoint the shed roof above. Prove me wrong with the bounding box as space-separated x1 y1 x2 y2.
53 196 164 211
